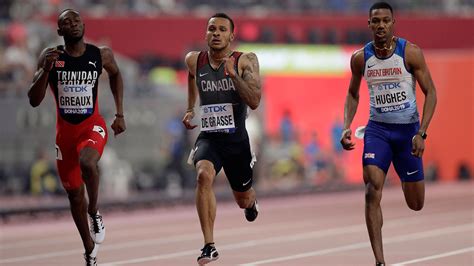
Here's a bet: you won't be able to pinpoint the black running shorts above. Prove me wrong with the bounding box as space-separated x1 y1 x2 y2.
192 136 255 192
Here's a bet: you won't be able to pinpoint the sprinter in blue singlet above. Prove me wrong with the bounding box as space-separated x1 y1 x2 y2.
340 2 437 265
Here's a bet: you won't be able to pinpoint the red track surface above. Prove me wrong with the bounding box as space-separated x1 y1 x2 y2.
1 182 473 266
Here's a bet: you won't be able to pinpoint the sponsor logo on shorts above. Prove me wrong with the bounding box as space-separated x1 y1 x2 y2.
364 153 375 159
55 144 63 160
87 139 97 145
250 152 257 169
242 178 252 187
407 170 419 175
93 125 106 139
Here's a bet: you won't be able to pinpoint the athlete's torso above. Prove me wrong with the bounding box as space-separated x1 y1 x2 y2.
363 37 419 124
48 43 103 125
195 51 248 141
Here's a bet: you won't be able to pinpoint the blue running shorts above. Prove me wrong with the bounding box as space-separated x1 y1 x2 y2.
363 120 424 182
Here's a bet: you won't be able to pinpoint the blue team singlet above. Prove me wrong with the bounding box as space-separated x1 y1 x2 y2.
362 37 423 182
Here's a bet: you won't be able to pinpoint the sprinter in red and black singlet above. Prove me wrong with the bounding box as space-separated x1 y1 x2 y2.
49 43 102 125
182 13 262 265
28 9 125 266
195 50 247 141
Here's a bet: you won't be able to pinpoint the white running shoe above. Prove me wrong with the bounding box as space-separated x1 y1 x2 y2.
89 211 105 244
84 243 99 266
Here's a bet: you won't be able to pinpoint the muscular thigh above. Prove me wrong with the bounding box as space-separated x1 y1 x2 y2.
221 138 255 192
363 121 392 174
56 117 107 190
391 123 424 182
193 137 223 174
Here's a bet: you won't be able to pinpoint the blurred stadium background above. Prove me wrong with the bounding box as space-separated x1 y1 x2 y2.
0 0 472 218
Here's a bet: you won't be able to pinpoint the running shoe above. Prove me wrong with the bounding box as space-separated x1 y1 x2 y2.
84 243 99 266
197 243 219 265
245 200 259 222
89 211 105 244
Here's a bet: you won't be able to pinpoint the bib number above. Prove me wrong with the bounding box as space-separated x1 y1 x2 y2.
58 83 94 115
200 103 235 133
372 82 410 113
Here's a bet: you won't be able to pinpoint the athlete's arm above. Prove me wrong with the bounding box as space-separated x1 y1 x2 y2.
224 52 261 110
101 46 126 136
28 47 62 107
341 49 364 151
406 42 437 157
182 51 199 130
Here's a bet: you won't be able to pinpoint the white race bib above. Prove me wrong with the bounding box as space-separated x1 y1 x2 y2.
58 83 94 115
372 82 410 113
200 103 235 133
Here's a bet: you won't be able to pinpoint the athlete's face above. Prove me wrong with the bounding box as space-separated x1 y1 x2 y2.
368 8 394 42
206 17 234 51
58 10 85 43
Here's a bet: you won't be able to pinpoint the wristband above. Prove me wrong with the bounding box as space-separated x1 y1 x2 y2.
417 131 427 140
115 113 124 118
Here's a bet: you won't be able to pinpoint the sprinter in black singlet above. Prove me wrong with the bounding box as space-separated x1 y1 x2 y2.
28 9 125 266
182 13 262 265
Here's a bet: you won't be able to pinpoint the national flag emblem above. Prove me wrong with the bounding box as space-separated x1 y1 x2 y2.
55 61 65 67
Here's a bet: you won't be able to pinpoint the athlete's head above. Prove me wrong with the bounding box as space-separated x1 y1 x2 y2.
206 13 235 51
368 2 395 42
57 9 85 43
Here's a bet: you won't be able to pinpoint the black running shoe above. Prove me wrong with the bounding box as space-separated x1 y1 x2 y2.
376 263 385 266
197 243 219 265
245 200 259 222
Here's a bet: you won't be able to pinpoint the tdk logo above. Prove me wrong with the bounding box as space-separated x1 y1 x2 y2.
203 105 227 113
376 83 401 91
63 85 88 93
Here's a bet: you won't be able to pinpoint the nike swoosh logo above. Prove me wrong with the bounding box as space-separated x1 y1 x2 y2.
87 139 97 144
199 73 208 77
407 170 419 175
367 64 376 68
242 179 252 186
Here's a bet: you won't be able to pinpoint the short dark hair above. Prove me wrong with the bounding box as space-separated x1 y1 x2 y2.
369 2 393 16
57 9 79 26
209 13 234 33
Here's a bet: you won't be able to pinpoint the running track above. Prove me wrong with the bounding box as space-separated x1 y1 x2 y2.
1 182 473 265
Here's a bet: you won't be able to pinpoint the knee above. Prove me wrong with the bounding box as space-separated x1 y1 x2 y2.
196 167 214 189
79 156 97 176
67 189 83 205
365 184 382 205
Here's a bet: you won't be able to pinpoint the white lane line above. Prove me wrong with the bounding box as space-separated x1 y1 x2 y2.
98 214 463 265
100 225 365 265
0 249 81 263
1 210 471 264
0 220 313 263
392 246 474 265
239 223 474 265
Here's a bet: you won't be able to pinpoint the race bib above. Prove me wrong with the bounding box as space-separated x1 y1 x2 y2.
200 103 235 133
372 82 411 113
58 83 94 115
